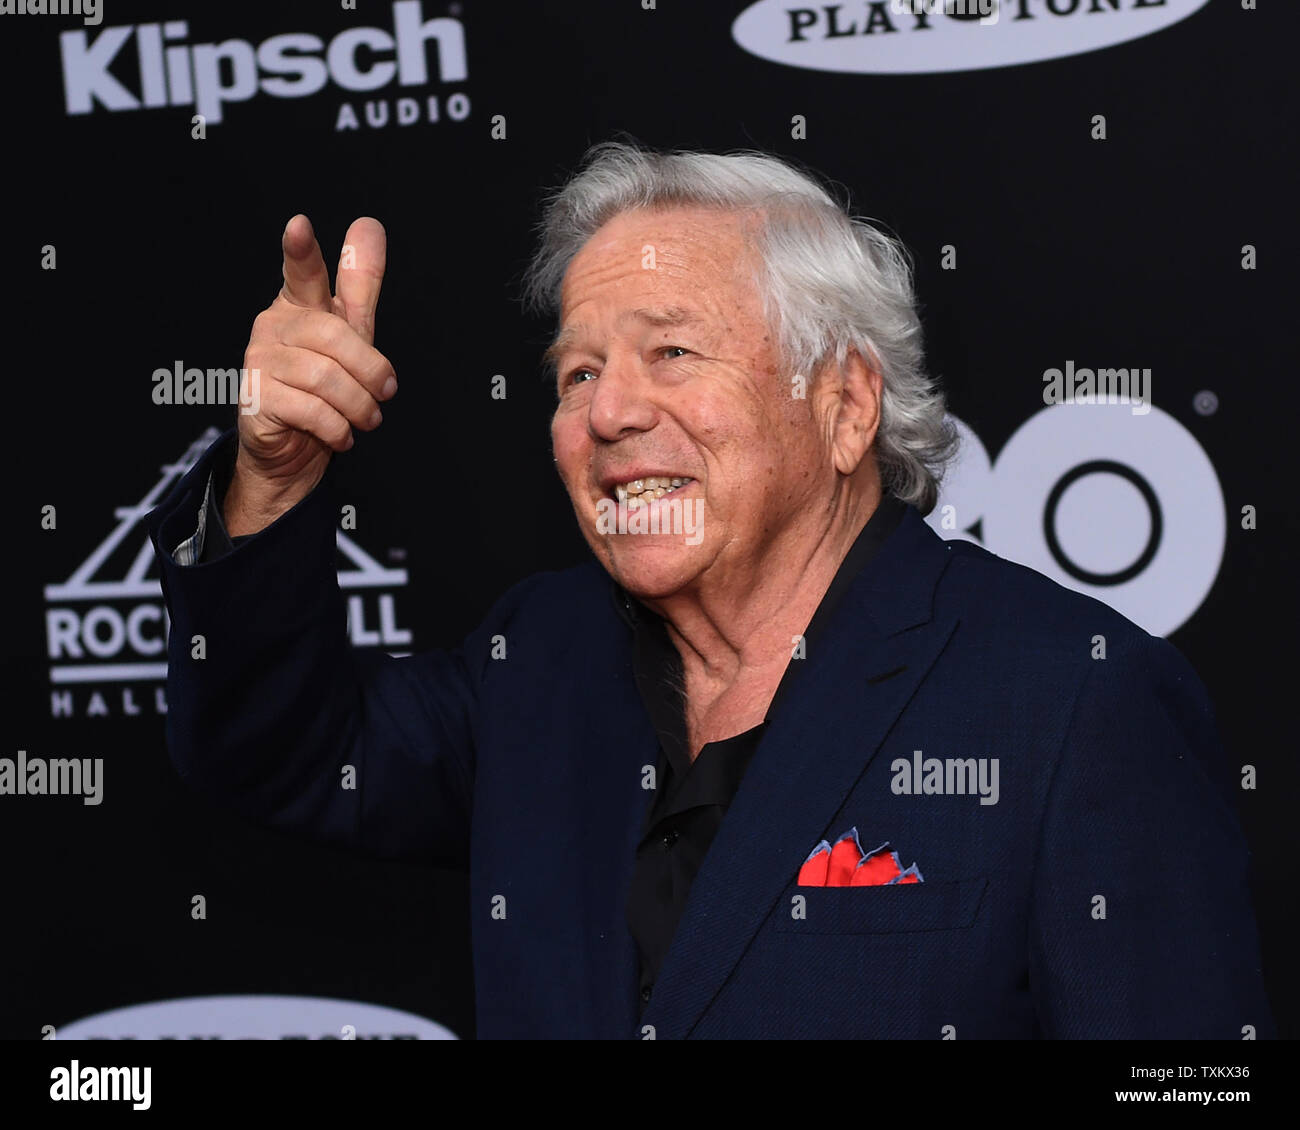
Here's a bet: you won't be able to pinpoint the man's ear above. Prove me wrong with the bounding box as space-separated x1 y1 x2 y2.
826 348 883 476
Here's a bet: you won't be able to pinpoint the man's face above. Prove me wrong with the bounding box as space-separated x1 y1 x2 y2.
549 206 833 601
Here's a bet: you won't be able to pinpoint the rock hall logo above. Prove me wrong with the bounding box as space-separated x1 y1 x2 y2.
43 428 411 719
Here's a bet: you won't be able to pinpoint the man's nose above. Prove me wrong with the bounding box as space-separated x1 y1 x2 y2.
587 353 657 441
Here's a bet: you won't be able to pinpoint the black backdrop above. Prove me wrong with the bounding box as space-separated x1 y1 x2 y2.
1 0 1295 1040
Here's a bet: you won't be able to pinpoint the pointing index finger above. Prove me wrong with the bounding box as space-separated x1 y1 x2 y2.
280 214 333 311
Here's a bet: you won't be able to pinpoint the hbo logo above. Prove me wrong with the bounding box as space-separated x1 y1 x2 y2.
926 403 1225 637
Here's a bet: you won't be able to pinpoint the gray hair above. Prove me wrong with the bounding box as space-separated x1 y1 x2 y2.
522 141 957 514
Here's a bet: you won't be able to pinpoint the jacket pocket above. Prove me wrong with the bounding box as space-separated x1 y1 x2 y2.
771 877 988 935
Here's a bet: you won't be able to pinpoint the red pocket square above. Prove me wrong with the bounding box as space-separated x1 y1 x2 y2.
798 826 924 887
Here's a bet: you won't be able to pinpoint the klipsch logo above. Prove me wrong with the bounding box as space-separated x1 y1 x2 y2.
43 428 411 718
732 0 1212 75
925 403 1225 637
59 0 470 129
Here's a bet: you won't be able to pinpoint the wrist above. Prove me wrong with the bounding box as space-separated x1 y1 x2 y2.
223 453 325 537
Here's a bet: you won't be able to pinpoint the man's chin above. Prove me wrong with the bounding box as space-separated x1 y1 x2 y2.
599 540 703 601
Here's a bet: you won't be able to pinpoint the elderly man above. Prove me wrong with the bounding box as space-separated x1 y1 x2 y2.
149 142 1271 1039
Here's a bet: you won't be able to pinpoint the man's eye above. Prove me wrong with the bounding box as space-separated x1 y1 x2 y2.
566 368 597 386
660 346 689 360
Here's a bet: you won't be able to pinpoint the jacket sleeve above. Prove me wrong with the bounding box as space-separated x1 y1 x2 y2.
147 428 539 868
1027 633 1275 1038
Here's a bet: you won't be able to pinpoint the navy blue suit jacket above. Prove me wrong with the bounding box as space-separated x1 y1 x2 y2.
149 432 1273 1039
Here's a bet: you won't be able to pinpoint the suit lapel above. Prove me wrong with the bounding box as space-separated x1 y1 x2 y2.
640 508 959 1039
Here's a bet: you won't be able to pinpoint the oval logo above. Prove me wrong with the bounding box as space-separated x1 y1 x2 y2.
731 0 1213 75
55 995 458 1040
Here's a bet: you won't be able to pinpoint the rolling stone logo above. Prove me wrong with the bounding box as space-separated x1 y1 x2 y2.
926 403 1225 637
43 429 411 719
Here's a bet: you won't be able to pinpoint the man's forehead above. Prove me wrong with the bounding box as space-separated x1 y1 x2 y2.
581 204 747 247
546 208 760 364
564 207 752 287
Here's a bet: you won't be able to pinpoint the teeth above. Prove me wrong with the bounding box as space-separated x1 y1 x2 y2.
610 475 694 501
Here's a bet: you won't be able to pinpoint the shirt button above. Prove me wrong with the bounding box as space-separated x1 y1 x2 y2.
662 829 679 848
641 986 653 1003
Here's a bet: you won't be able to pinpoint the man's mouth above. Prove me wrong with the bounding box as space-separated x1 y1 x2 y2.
610 476 695 511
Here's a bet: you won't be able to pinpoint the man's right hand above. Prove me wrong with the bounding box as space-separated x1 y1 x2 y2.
224 214 396 537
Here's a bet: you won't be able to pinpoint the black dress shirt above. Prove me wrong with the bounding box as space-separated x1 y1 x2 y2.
619 494 906 1012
